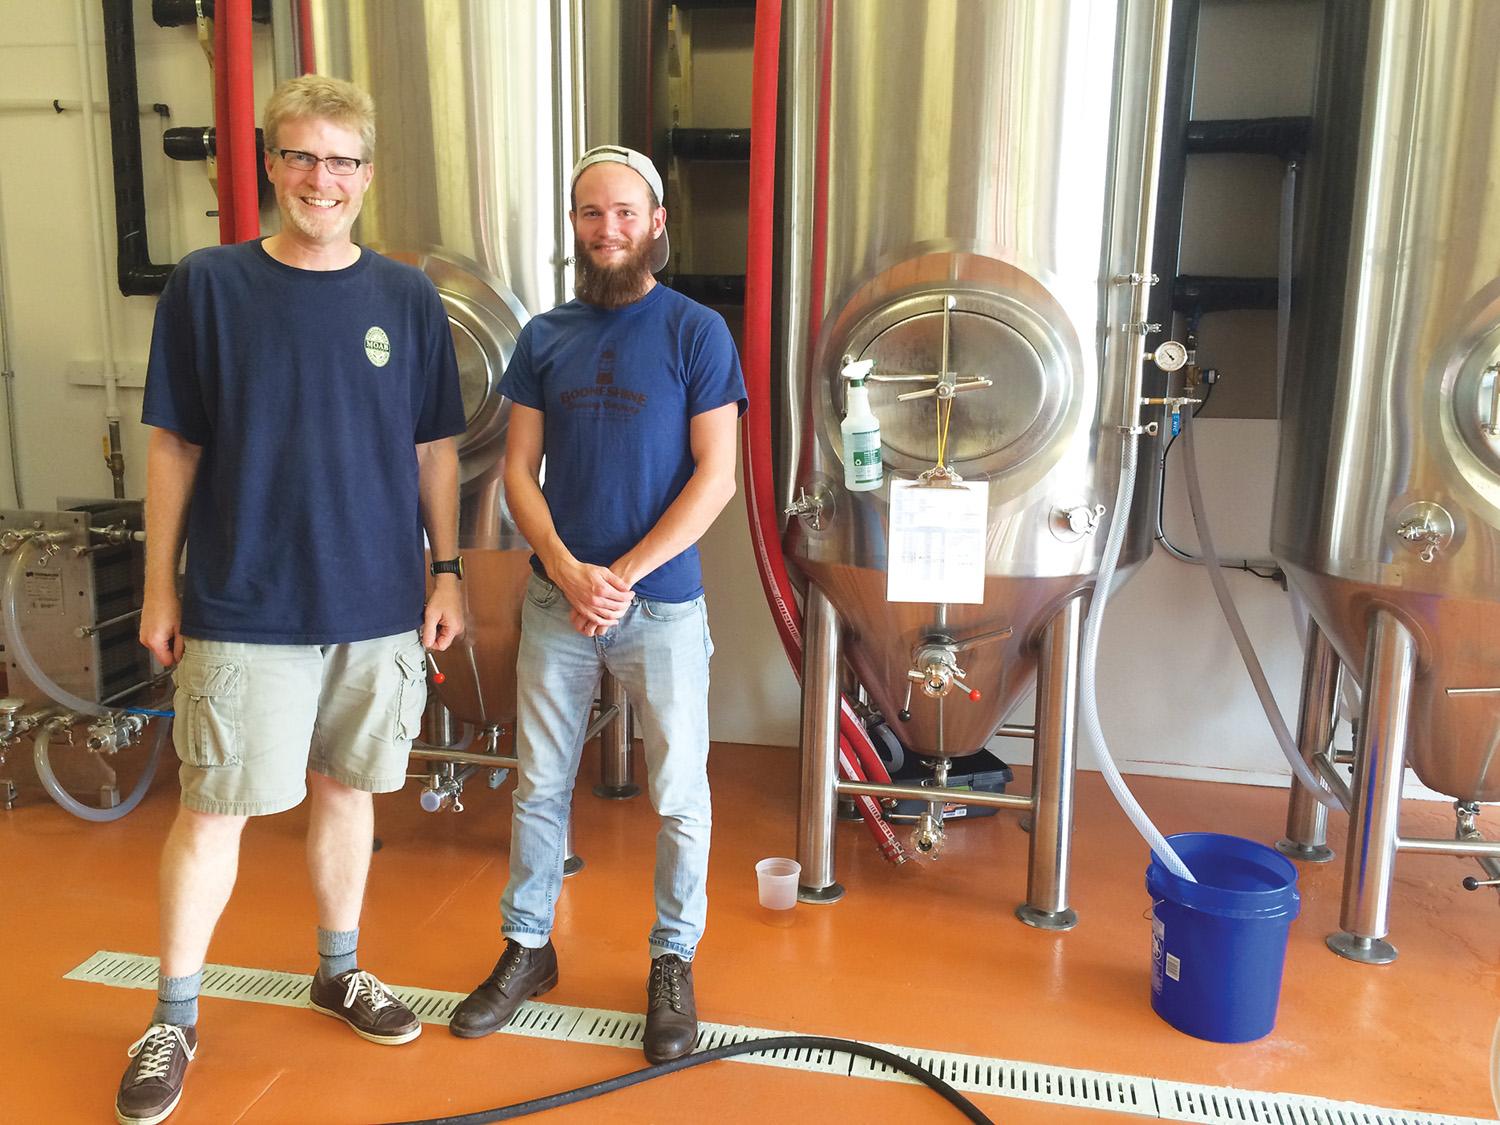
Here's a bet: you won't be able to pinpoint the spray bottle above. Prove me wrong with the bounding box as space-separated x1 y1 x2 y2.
840 358 883 491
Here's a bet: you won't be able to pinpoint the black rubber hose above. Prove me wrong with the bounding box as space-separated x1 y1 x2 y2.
375 1035 996 1124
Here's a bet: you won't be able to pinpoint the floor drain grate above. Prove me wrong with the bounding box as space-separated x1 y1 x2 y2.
67 951 1495 1123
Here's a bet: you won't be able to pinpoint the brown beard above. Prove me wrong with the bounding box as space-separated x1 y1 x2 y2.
574 232 655 308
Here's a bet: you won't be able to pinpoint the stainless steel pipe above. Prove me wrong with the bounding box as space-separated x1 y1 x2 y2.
796 586 844 902
410 747 519 770
1396 836 1500 859
1018 596 1084 930
1278 620 1339 862
835 780 1030 811
1329 612 1416 965
1313 753 1355 814
594 672 638 798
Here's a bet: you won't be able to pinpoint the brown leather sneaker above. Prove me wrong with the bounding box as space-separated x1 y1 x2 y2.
308 969 422 1045
449 939 559 1038
643 954 698 1063
115 1023 197 1125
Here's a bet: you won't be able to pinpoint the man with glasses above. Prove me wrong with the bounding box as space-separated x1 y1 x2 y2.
114 75 466 1125
449 146 744 1064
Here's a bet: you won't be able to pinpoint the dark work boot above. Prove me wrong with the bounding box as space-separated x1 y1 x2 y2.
448 940 558 1038
643 954 697 1063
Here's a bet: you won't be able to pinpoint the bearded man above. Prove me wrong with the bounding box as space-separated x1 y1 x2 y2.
449 146 744 1063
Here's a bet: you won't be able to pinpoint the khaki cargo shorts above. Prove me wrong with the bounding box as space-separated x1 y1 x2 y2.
171 631 427 816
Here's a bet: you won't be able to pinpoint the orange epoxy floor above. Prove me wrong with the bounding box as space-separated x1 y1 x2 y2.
3 738 1498 1123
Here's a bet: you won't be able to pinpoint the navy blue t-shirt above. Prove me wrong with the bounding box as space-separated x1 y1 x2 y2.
142 240 466 644
500 283 747 602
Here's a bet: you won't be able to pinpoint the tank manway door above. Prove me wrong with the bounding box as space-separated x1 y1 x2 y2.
845 291 1070 479
391 252 528 487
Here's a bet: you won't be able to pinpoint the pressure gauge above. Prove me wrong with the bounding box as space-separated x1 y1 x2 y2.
1150 340 1189 373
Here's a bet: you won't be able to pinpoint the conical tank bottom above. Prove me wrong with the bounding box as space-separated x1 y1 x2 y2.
798 559 1086 756
427 547 533 728
1286 563 1500 803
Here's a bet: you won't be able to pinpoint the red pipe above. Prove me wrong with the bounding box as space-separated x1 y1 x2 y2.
745 0 904 865
296 0 317 76
213 0 260 245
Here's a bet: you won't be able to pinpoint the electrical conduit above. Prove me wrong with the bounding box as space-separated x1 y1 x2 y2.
745 0 903 864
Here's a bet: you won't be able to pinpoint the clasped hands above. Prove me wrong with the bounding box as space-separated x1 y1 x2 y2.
555 559 635 637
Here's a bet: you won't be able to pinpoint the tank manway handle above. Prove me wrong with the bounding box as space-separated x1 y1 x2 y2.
859 296 994 403
1481 363 1500 437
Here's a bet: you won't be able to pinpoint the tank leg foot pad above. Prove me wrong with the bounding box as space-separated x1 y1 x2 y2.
797 882 845 904
593 784 640 800
1326 931 1396 964
1276 839 1335 863
1016 904 1077 931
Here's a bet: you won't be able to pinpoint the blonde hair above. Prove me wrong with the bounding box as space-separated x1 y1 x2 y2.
263 75 376 159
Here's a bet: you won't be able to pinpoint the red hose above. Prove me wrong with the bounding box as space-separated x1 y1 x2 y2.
745 0 904 865
213 0 260 245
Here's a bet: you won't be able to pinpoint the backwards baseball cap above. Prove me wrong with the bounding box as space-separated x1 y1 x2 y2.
570 144 670 273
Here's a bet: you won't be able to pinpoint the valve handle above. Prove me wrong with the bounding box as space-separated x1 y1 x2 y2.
425 650 446 685
952 676 982 703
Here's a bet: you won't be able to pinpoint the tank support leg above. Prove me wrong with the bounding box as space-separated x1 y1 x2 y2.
594 671 639 798
564 818 584 877
797 585 844 903
1278 619 1338 862
1017 596 1083 930
1328 612 1414 964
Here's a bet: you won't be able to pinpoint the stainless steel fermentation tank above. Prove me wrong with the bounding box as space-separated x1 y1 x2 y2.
1274 0 1500 962
776 0 1172 924
275 2 654 784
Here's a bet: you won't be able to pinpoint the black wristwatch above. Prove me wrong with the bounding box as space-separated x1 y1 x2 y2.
430 557 464 580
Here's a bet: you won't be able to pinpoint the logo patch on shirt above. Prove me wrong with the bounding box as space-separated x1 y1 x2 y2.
364 326 391 368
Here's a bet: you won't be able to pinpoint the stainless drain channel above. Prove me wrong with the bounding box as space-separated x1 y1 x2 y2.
66 951 1493 1124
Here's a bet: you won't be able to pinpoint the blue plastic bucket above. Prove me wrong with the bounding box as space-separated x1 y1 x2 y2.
1146 833 1300 1043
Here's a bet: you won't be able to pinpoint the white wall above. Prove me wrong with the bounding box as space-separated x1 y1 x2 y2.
2 1 1442 799
0 2 278 508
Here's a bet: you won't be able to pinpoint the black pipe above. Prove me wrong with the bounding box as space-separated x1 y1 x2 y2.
1172 274 1280 314
667 127 751 161
1186 116 1311 161
152 0 271 27
164 126 272 207
664 273 746 306
102 0 174 295
163 125 264 162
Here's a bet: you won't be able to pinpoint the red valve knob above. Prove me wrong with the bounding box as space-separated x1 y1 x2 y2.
425 651 445 685
967 689 981 702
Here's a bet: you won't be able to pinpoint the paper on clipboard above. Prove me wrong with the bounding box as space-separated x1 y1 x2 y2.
886 478 988 603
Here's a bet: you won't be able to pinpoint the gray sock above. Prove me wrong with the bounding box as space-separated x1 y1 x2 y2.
152 969 202 1027
316 927 359 982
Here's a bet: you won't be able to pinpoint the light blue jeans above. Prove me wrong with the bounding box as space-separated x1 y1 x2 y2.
501 573 714 961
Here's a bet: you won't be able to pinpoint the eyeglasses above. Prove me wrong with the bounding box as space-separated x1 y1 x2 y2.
271 148 368 175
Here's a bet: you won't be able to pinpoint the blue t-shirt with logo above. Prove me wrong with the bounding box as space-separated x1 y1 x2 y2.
142 239 466 644
499 283 747 602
